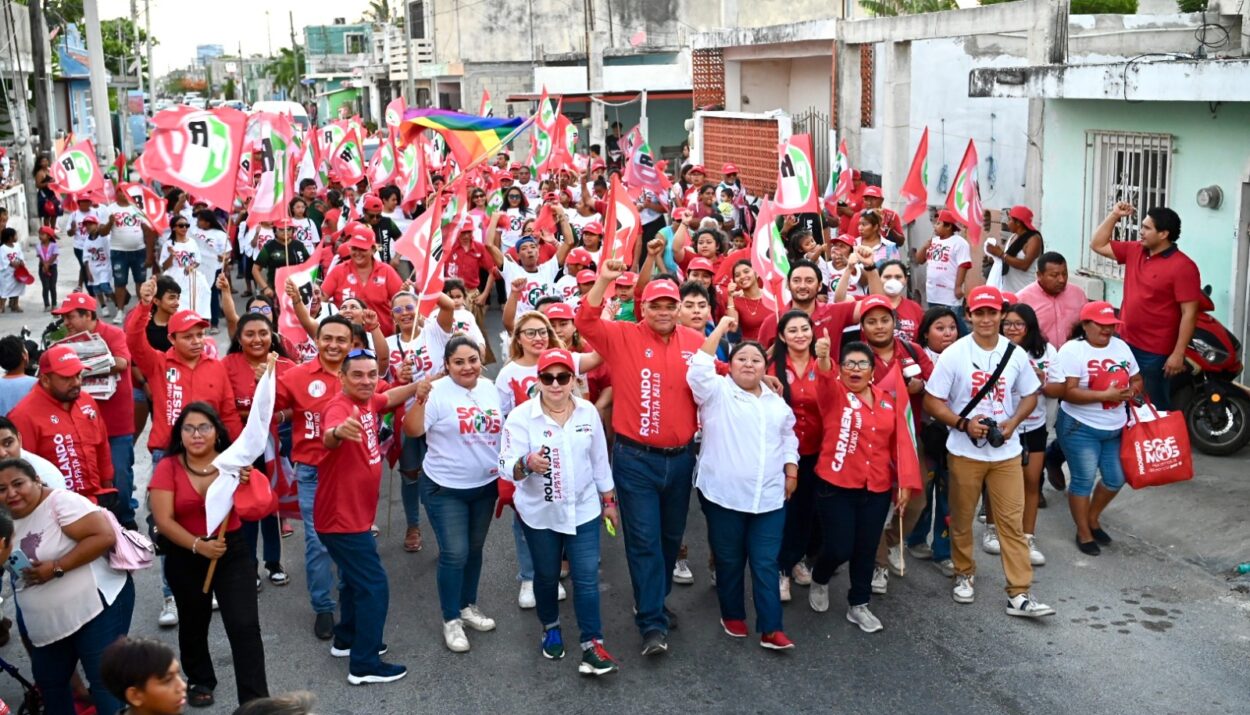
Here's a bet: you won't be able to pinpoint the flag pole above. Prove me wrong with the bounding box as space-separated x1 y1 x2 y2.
202 514 231 593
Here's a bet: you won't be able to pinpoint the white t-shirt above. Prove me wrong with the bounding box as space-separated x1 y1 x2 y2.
70 209 99 250
1056 337 1140 431
924 234 972 307
551 275 582 308
422 378 503 489
503 256 561 315
21 449 68 490
926 334 1041 462
385 331 436 383
566 211 601 244
517 180 541 203
1021 343 1058 433
495 360 539 418
191 228 230 277
159 239 201 274
638 189 667 225
81 233 112 285
103 203 146 251
422 308 486 365
500 208 532 250
291 217 319 254
241 223 273 260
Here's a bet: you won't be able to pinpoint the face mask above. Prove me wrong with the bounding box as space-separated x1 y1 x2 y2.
883 278 905 296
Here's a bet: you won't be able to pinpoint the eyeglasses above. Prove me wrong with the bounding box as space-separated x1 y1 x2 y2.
180 423 216 436
347 348 376 359
841 359 873 371
392 304 417 315
518 328 547 340
1001 321 1027 330
249 305 273 315
538 371 574 386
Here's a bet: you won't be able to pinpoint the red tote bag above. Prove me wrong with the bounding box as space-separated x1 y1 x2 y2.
1120 399 1194 489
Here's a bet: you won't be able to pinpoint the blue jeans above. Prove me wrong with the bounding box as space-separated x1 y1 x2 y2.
1129 344 1172 410
700 495 785 634
399 434 426 528
812 482 892 607
520 516 603 644
108 433 137 527
295 463 336 614
1055 410 1126 498
512 516 534 582
110 248 147 288
907 460 952 561
611 440 695 637
420 475 497 622
319 532 389 673
20 576 135 715
243 514 282 565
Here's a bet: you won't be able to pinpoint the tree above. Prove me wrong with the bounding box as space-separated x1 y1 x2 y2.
224 77 237 101
264 46 306 100
858 0 956 16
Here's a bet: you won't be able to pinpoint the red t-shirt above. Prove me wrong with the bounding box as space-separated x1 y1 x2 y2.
770 354 822 456
9 386 112 497
575 300 704 447
320 259 405 334
275 359 341 465
1111 241 1203 355
893 298 925 345
222 353 296 412
871 337 934 431
755 301 858 356
728 292 772 344
149 456 243 535
314 392 389 534
444 240 496 291
814 370 921 493
93 322 135 437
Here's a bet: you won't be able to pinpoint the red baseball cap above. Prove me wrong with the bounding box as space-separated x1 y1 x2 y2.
859 294 894 318
566 247 593 266
542 192 560 203
363 195 384 212
273 218 294 230
641 280 680 304
81 215 100 225
862 186 884 199
509 162 522 171
688 257 715 274
38 226 56 238
73 194 91 203
832 233 856 248
168 310 210 335
542 303 576 321
1001 291 1019 304
52 292 99 315
537 348 576 372
689 165 706 175
1079 301 1122 325
346 232 377 251
721 163 739 176
967 285 1005 312
576 269 598 285
39 345 86 377
936 209 965 228
590 158 606 171
1008 205 1037 232
581 221 604 236
499 174 515 184
615 271 638 287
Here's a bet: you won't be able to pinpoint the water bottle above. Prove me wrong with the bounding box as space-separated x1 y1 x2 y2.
1237 562 1250 575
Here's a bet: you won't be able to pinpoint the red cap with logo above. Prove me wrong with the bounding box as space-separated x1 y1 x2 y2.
273 218 294 230
537 348 576 373
689 165 706 175
39 226 57 238
542 302 576 321
858 294 894 317
862 186 884 199
615 271 638 287
936 209 965 228
641 280 680 303
168 310 211 335
362 195 384 212
566 247 594 266
1001 291 1019 305
39 345 87 377
581 221 604 236
52 292 99 315
576 269 598 285
688 257 715 274
1008 205 1037 232
81 215 100 225
832 233 856 248
966 285 1005 312
1079 300 1122 325
721 163 739 176
344 221 376 250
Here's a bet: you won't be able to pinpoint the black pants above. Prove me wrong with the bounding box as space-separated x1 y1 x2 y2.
779 454 821 573
811 482 891 607
40 265 57 308
165 530 270 706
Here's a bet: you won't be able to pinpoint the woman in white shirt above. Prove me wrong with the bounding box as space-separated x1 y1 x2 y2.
0 458 131 715
687 316 799 651
1051 301 1142 556
191 210 231 334
288 197 319 255
403 335 503 653
499 348 620 675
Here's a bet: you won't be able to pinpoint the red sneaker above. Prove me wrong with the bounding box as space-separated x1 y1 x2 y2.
720 618 748 638
760 631 795 650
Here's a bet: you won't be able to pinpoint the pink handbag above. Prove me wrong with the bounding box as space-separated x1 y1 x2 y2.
99 505 156 571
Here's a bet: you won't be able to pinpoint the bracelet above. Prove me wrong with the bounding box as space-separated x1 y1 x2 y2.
955 417 969 433
192 538 199 555
331 426 340 441
785 475 798 481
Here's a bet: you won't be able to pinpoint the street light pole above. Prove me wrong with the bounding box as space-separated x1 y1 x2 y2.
83 0 116 163
403 0 416 104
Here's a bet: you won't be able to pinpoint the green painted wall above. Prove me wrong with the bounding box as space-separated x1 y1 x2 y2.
1040 100 1250 324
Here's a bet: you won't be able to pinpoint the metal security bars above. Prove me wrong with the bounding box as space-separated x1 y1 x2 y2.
1081 130 1174 280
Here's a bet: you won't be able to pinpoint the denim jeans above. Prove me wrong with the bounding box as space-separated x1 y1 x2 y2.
399 433 426 528
295 462 337 614
907 460 952 561
110 248 147 288
320 531 390 673
521 516 603 645
20 576 135 715
779 454 820 574
243 514 282 566
420 475 497 622
1055 410 1126 498
611 440 695 637
152 448 173 599
700 494 785 634
1129 344 1172 410
108 433 137 527
812 482 892 607
512 515 535 582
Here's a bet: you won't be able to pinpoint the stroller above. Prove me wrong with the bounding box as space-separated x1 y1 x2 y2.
0 651 43 714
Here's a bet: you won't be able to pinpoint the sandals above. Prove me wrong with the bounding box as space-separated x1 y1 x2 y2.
188 685 214 708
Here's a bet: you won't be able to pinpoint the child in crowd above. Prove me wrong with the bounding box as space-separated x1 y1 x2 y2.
101 638 187 715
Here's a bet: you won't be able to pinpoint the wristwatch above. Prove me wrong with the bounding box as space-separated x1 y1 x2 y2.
52 562 65 579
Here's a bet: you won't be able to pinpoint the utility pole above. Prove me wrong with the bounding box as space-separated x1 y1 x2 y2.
145 0 154 102
266 11 273 58
238 41 246 103
403 0 416 104
83 0 116 164
585 0 605 152
289 11 299 103
116 21 129 160
27 0 52 156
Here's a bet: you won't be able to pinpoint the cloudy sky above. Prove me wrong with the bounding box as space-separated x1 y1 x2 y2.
98 0 377 76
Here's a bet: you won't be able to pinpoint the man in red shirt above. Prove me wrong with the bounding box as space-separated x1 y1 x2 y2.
755 256 877 352
575 260 704 656
1091 202 1201 410
55 292 139 528
316 348 419 685
9 345 114 500
319 225 405 334
126 279 242 457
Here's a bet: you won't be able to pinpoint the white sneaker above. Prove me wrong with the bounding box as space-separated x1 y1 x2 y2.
792 561 813 586
871 567 889 595
518 580 536 609
887 545 905 576
846 604 883 633
934 559 956 577
557 582 567 601
953 574 976 604
443 619 470 652
1027 534 1046 566
779 574 792 603
907 542 934 560
112 311 123 325
672 559 694 584
459 605 496 632
808 582 829 612
982 524 1001 555
1007 593 1056 618
158 596 178 627
211 595 218 611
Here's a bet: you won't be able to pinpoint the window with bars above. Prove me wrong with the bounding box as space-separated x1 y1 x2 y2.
1081 131 1173 279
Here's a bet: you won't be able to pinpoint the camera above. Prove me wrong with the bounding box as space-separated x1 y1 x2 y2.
978 417 1006 448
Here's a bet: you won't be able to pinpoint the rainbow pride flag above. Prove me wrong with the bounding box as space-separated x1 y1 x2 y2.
401 108 524 172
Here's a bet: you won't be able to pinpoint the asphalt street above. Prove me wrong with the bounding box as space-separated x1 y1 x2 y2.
0 246 1247 714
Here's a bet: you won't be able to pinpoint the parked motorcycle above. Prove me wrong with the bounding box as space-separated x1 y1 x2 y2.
1173 287 1250 456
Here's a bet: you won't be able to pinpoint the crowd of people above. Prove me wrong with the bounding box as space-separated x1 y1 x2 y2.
0 124 1207 714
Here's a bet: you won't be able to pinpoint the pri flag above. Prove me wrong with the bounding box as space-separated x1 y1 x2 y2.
945 139 985 245
899 127 930 224
621 126 670 197
479 88 494 117
330 126 367 186
751 198 789 314
249 113 297 223
138 107 248 210
823 139 853 216
773 134 819 215
274 247 325 364
119 183 170 234
384 97 406 146
50 140 105 197
392 192 448 317
600 174 642 267
396 141 430 211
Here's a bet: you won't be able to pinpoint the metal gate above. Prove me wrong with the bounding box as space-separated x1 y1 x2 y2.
792 107 830 189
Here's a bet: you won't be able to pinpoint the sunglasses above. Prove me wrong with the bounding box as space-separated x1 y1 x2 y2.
538 371 574 386
842 359 872 371
392 304 416 315
174 223 190 228
347 348 376 359
365 212 380 221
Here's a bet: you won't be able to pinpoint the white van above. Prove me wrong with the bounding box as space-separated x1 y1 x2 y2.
250 100 311 134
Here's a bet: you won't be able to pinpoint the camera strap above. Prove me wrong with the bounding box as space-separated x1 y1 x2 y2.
959 342 1017 420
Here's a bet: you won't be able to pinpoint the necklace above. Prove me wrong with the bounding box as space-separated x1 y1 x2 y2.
182 455 218 476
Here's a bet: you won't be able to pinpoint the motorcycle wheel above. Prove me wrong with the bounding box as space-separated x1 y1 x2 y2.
1185 388 1250 456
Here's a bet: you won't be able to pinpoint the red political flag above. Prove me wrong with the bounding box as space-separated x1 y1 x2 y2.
138 106 248 210
751 198 787 315
899 127 929 224
119 182 170 234
248 113 297 223
601 174 642 267
944 139 984 245
274 245 327 365
621 127 669 197
393 192 448 317
774 134 819 215
49 140 105 197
